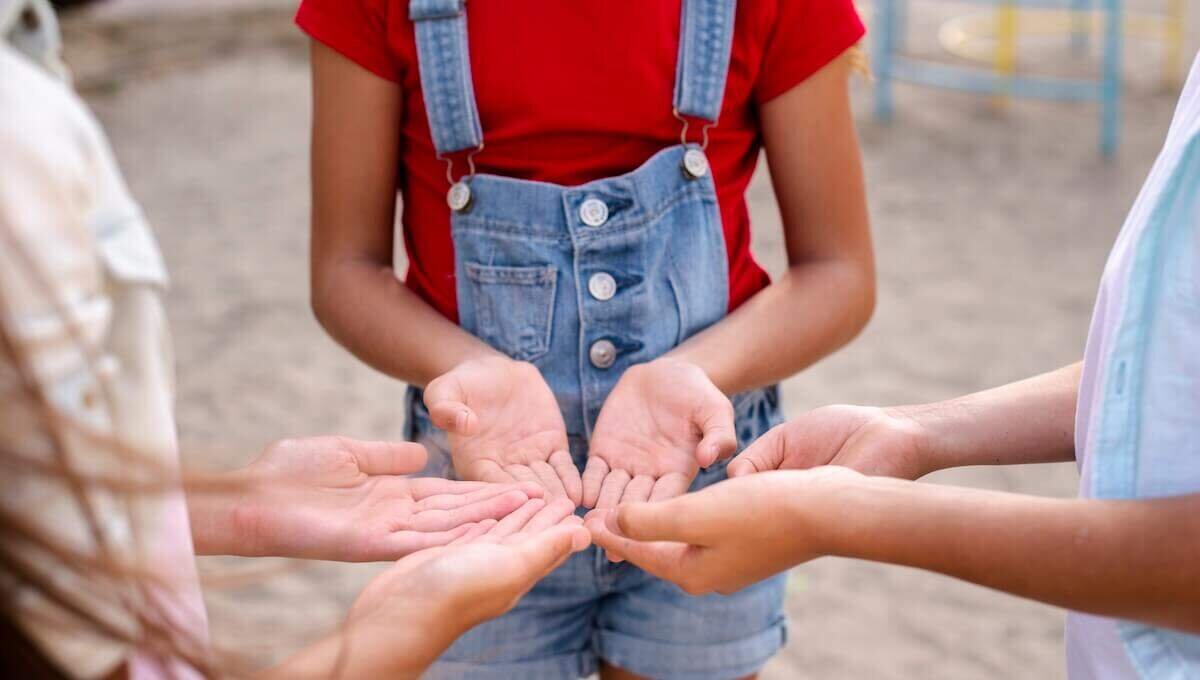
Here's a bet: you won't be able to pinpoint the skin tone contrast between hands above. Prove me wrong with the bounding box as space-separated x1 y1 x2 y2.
308 44 874 509
267 497 590 679
586 363 1200 635
181 435 590 678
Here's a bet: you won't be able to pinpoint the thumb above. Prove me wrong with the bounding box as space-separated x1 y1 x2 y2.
512 523 590 578
343 439 429 475
727 424 787 478
610 496 714 545
424 374 477 435
693 397 737 468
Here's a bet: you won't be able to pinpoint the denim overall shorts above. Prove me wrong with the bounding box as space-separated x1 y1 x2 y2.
403 1 788 677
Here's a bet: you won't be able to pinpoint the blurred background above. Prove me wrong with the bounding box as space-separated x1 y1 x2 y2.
49 0 1199 677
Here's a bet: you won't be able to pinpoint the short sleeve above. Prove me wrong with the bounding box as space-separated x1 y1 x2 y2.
754 0 866 105
296 0 400 83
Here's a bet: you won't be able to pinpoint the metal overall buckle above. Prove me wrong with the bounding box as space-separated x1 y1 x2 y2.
673 108 714 180
442 142 485 212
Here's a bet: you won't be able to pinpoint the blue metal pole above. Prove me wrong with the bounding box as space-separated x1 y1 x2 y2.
1071 0 1092 55
1099 0 1121 155
875 0 897 121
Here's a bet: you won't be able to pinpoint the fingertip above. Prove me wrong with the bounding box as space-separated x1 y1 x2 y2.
457 408 477 435
611 502 653 540
606 506 625 535
717 436 737 459
429 401 474 434
519 482 546 499
499 488 532 510
564 473 584 507
726 458 749 478
580 458 607 509
569 525 591 552
549 496 576 517
394 441 430 473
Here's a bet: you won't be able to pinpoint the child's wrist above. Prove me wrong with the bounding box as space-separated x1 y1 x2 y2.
348 594 467 670
659 350 729 394
186 469 258 557
882 403 953 477
439 345 506 374
798 470 912 561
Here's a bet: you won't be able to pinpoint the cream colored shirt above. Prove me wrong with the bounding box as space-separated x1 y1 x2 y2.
0 40 208 678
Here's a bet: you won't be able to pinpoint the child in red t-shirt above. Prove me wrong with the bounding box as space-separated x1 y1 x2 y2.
298 1 873 677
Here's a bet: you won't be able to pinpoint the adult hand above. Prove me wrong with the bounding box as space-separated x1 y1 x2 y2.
728 405 932 480
225 436 543 562
582 358 736 509
425 356 582 504
585 468 859 595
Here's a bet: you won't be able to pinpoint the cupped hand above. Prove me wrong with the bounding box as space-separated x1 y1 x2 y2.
727 405 932 480
348 496 590 632
582 358 736 509
585 468 860 595
424 356 582 504
235 436 543 562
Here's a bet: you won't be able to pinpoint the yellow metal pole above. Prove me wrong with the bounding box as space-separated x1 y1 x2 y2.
1165 0 1184 89
994 1 1018 108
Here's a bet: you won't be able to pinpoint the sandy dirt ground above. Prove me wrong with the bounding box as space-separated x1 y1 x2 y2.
62 3 1189 677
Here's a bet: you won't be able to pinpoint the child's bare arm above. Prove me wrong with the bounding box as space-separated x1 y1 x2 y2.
584 52 874 499
307 44 580 499
308 41 496 386
669 51 876 394
729 363 1082 480
588 469 1200 634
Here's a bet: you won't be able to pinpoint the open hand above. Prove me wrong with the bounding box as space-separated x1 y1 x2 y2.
728 405 931 480
349 496 590 633
232 436 543 562
424 356 582 504
582 358 736 508
586 468 859 595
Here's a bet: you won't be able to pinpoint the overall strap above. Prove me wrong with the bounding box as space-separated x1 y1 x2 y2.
410 0 483 157
673 0 738 125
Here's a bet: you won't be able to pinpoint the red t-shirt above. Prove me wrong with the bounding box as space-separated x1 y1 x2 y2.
297 0 864 322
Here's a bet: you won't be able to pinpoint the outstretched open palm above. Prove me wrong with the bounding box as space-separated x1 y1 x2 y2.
236 436 542 562
425 356 582 504
583 358 736 508
727 404 931 480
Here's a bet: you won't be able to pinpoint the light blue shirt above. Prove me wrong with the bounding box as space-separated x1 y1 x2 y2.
1069 53 1200 680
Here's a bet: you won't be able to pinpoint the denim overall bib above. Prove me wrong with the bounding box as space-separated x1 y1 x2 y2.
403 1 788 677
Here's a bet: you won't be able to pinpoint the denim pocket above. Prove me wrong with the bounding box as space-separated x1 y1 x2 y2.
463 262 557 362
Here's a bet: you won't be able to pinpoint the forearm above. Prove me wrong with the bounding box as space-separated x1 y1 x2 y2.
898 362 1081 471
308 41 495 387
678 53 874 395
669 258 873 395
184 470 247 557
313 258 497 386
814 477 1200 632
260 613 460 679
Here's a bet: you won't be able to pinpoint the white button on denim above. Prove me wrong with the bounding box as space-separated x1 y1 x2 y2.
447 182 472 212
588 272 617 301
579 198 609 227
682 148 709 179
589 339 617 369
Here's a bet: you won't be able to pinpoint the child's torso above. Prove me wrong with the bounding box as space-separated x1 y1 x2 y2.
296 0 864 319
